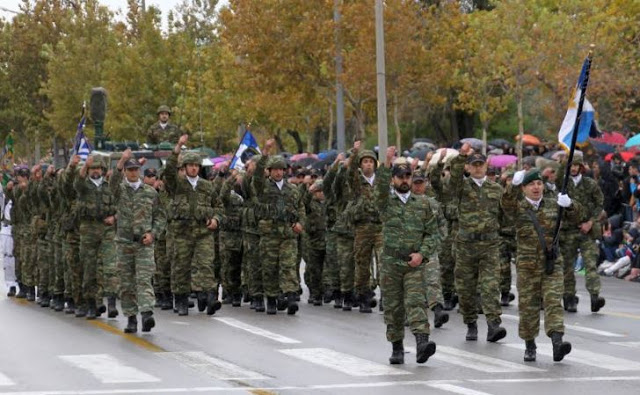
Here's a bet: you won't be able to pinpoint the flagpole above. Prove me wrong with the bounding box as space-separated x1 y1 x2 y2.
549 49 594 274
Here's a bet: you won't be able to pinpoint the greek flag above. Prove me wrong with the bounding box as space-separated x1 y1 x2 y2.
230 130 261 171
557 57 601 150
72 116 92 160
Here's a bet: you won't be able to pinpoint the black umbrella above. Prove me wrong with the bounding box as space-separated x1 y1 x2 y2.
489 138 512 148
409 149 430 160
292 157 319 167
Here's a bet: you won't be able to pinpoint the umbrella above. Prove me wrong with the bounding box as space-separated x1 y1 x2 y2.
292 157 319 167
593 132 627 145
589 140 616 154
605 152 636 162
428 148 459 166
291 153 318 162
488 148 504 155
624 134 640 148
488 155 517 168
518 134 541 146
489 138 512 148
409 149 430 160
460 138 484 151
317 150 338 161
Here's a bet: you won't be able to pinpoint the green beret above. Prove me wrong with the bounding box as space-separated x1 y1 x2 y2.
522 168 542 186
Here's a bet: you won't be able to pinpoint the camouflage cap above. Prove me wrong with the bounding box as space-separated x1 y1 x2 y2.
392 163 412 177
572 154 584 166
267 156 287 169
250 154 262 163
157 105 171 115
359 150 378 164
467 153 486 164
182 152 202 166
312 179 323 189
522 168 542 186
124 159 141 169
89 154 107 169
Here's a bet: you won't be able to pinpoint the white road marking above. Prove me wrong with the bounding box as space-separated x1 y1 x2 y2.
406 346 543 373
427 383 496 395
504 343 640 371
278 348 411 376
169 321 190 326
501 314 625 337
610 341 640 349
213 317 301 344
471 376 640 383
58 354 160 384
0 372 14 386
160 351 268 380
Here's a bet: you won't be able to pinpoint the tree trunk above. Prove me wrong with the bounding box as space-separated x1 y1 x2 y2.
328 102 334 150
274 130 285 153
287 129 304 154
517 92 524 169
481 120 488 156
393 92 401 153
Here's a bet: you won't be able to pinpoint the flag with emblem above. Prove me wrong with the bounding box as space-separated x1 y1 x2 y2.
230 130 261 171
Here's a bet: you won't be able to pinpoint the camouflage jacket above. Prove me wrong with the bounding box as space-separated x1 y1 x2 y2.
60 166 79 232
374 166 440 264
322 162 340 229
331 165 354 236
218 177 244 250
73 172 116 221
303 190 327 250
502 185 582 265
428 163 458 222
555 172 603 235
109 170 166 243
426 196 447 256
449 154 504 237
146 122 182 145
241 170 260 235
348 156 381 225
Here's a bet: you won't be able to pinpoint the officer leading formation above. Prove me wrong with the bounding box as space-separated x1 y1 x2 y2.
3 130 602 364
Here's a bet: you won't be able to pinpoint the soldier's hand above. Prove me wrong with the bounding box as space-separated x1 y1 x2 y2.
579 220 593 234
335 152 345 164
85 155 94 168
142 232 154 246
206 218 219 230
264 139 276 154
178 134 189 147
425 151 434 164
439 149 448 164
353 140 362 153
31 164 41 175
153 180 164 190
292 222 303 234
6 181 13 191
122 148 133 161
385 146 396 166
46 164 55 177
408 252 423 268
459 143 472 156
104 216 115 226
309 183 318 193
70 155 81 168
410 158 420 171
138 157 147 166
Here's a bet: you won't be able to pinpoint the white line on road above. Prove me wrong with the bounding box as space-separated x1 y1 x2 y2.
213 317 301 344
169 321 190 326
0 372 14 386
160 351 269 380
503 343 640 371
470 376 640 383
58 354 161 384
501 314 625 337
427 383 496 395
278 348 411 376
406 345 543 373
610 341 640 349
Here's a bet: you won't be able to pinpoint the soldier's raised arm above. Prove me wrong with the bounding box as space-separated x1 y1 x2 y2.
374 146 395 211
253 139 274 196
165 134 188 195
109 148 131 200
323 154 342 200
449 143 472 201
501 170 524 218
347 141 363 195
74 155 92 195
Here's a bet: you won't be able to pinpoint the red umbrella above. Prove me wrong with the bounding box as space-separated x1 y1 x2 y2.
593 131 627 145
515 134 541 146
604 152 636 162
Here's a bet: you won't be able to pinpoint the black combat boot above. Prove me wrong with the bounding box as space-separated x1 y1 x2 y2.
415 333 436 364
206 291 222 315
39 293 50 308
466 322 478 341
590 294 605 313
97 300 107 317
177 294 189 316
276 294 288 311
266 297 277 315
500 292 511 307
389 341 404 365
313 295 323 306
65 298 76 314
154 294 162 308
342 292 353 311
161 293 173 310
333 291 343 309
16 283 26 299
86 299 97 320
551 332 571 362
487 320 507 343
75 299 87 318
243 291 251 304
524 340 536 362
433 303 449 328
54 295 65 312
197 292 207 312
379 295 384 312
231 293 242 307
141 311 155 332
107 296 119 318
26 286 35 302
254 296 265 313
287 292 299 315
124 316 137 334
565 294 578 313
7 286 16 297
323 289 334 304
369 291 378 309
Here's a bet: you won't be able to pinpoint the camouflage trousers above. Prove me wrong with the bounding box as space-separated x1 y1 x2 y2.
243 232 262 297
79 221 115 301
353 224 382 295
306 247 326 299
337 234 355 293
381 257 430 342
52 238 65 296
13 226 21 284
439 224 457 298
500 235 516 294
22 227 37 287
170 223 216 295
213 231 222 289
323 230 340 292
516 257 564 340
560 231 600 297
259 234 299 298
37 238 51 295
424 254 444 309
221 231 243 296
117 241 155 317
65 231 80 303
455 239 502 324
153 237 171 295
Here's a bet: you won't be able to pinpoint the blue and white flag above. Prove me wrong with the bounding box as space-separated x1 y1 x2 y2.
230 130 261 171
72 116 92 160
557 57 601 150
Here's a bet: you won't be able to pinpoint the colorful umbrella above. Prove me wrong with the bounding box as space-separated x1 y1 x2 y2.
488 154 517 168
593 132 626 145
290 153 318 162
460 138 484 151
604 152 636 162
517 134 541 146
589 140 616 154
624 134 640 148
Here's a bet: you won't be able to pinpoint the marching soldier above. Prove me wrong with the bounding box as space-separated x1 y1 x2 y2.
146 105 182 145
218 173 245 307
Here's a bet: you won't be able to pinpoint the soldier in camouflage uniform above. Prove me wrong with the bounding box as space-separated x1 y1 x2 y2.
22 166 40 302
303 180 327 305
450 144 507 343
218 172 245 307
253 139 305 315
61 161 81 315
332 157 356 310
7 168 29 298
348 142 383 313
502 168 575 362
241 155 265 311
376 147 440 365
36 165 59 309
148 169 173 311
556 155 606 313
50 168 67 312
73 154 117 319
110 150 166 333
146 105 182 145
498 170 516 307
165 134 222 316
322 156 342 306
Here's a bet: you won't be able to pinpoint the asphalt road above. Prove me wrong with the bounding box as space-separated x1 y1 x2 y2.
1 272 640 395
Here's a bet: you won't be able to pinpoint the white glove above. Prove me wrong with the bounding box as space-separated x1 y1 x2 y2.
557 193 572 208
512 170 526 186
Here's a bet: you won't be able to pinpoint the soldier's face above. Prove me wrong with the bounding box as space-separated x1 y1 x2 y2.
411 180 426 195
360 158 376 176
89 167 103 179
143 175 156 186
570 164 581 176
178 167 186 176
125 168 140 182
522 179 544 200
313 190 325 201
542 168 556 183
468 162 487 179
270 168 284 182
186 164 200 178
393 174 412 193
158 112 170 122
